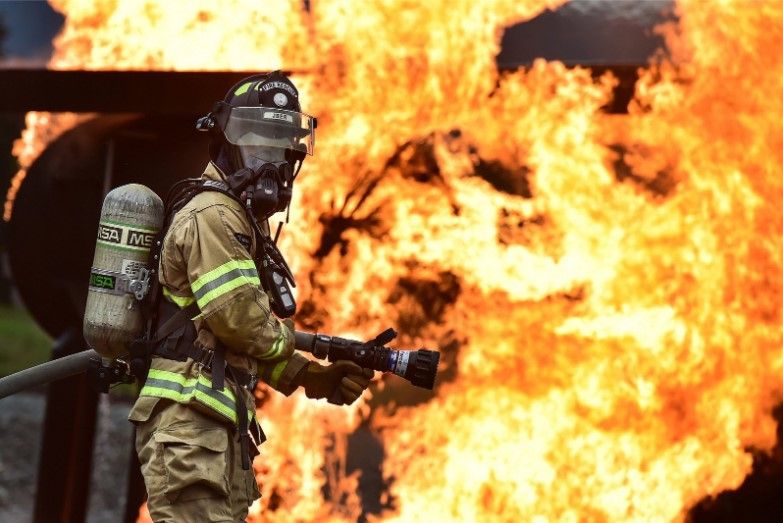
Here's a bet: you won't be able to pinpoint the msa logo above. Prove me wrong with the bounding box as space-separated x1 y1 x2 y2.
89 272 115 290
98 225 122 244
127 230 154 248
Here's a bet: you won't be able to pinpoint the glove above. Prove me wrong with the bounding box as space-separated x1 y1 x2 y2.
300 360 374 405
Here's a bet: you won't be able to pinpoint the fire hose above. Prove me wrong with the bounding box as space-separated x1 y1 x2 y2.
0 328 439 400
0 348 99 400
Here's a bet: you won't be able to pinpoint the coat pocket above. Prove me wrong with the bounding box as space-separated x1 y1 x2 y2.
154 427 230 503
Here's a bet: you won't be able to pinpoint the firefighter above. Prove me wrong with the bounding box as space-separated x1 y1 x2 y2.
128 71 374 522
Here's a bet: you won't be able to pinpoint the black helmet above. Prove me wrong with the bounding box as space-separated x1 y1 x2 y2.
198 71 317 170
225 70 302 112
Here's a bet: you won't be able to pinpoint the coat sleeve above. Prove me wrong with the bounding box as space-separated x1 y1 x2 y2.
256 352 310 395
175 203 294 362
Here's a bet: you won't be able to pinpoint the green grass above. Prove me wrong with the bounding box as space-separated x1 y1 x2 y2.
0 305 139 399
0 304 52 377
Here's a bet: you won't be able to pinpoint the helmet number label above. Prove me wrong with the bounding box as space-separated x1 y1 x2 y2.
263 111 294 123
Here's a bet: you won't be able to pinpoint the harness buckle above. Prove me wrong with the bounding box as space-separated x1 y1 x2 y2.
196 348 215 371
128 267 151 301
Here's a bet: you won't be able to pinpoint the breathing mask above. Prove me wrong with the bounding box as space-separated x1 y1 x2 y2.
230 139 294 221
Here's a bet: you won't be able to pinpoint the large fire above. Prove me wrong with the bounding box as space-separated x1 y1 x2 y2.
8 0 783 521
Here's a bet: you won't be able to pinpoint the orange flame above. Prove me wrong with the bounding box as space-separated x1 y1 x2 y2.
11 0 783 521
3 112 88 220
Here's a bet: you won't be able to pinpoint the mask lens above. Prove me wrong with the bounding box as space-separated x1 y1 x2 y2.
239 144 286 172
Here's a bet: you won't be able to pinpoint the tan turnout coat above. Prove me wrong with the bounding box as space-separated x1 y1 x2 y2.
129 163 310 521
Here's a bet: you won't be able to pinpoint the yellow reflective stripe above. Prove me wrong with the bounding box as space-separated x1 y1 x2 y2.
141 382 236 422
191 259 256 294
142 369 253 424
194 389 236 421
234 82 251 96
141 385 237 422
191 259 259 309
268 360 288 388
147 368 184 384
257 331 288 361
163 287 195 308
147 368 191 385
145 369 256 423
196 274 260 309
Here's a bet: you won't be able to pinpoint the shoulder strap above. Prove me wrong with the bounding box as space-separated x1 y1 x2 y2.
131 178 241 380
140 179 205 342
146 178 241 336
152 302 201 343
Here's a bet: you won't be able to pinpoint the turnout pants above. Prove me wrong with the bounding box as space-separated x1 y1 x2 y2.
134 400 260 522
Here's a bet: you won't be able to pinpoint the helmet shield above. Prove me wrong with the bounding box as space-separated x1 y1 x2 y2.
222 106 315 155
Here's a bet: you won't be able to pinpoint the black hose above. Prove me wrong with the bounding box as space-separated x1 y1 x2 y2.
293 330 316 352
0 328 438 400
0 349 99 400
0 332 319 401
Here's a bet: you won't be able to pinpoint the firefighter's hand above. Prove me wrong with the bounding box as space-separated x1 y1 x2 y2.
301 360 374 405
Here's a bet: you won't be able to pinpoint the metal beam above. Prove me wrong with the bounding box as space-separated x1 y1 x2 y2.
0 69 297 114
0 66 641 115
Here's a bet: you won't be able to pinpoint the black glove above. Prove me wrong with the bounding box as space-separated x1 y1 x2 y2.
301 360 374 405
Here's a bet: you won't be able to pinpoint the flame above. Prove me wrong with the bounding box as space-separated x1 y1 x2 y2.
10 0 783 521
3 111 88 220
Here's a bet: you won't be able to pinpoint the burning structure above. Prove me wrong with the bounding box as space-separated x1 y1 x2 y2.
3 0 783 522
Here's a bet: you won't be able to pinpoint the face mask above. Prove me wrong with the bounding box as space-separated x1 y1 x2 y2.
243 160 294 221
225 140 291 220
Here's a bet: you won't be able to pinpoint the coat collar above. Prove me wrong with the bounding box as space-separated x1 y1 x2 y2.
201 161 228 182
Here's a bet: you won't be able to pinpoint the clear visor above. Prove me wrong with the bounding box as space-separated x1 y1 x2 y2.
223 107 315 155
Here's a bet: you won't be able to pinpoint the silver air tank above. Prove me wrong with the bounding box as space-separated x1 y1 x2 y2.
83 184 163 359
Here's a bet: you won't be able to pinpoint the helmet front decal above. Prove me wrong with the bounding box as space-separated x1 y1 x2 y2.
273 93 288 107
234 82 253 96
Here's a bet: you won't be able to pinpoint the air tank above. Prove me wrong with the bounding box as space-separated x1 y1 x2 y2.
83 184 163 359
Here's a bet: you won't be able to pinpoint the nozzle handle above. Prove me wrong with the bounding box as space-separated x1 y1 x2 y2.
370 328 397 346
